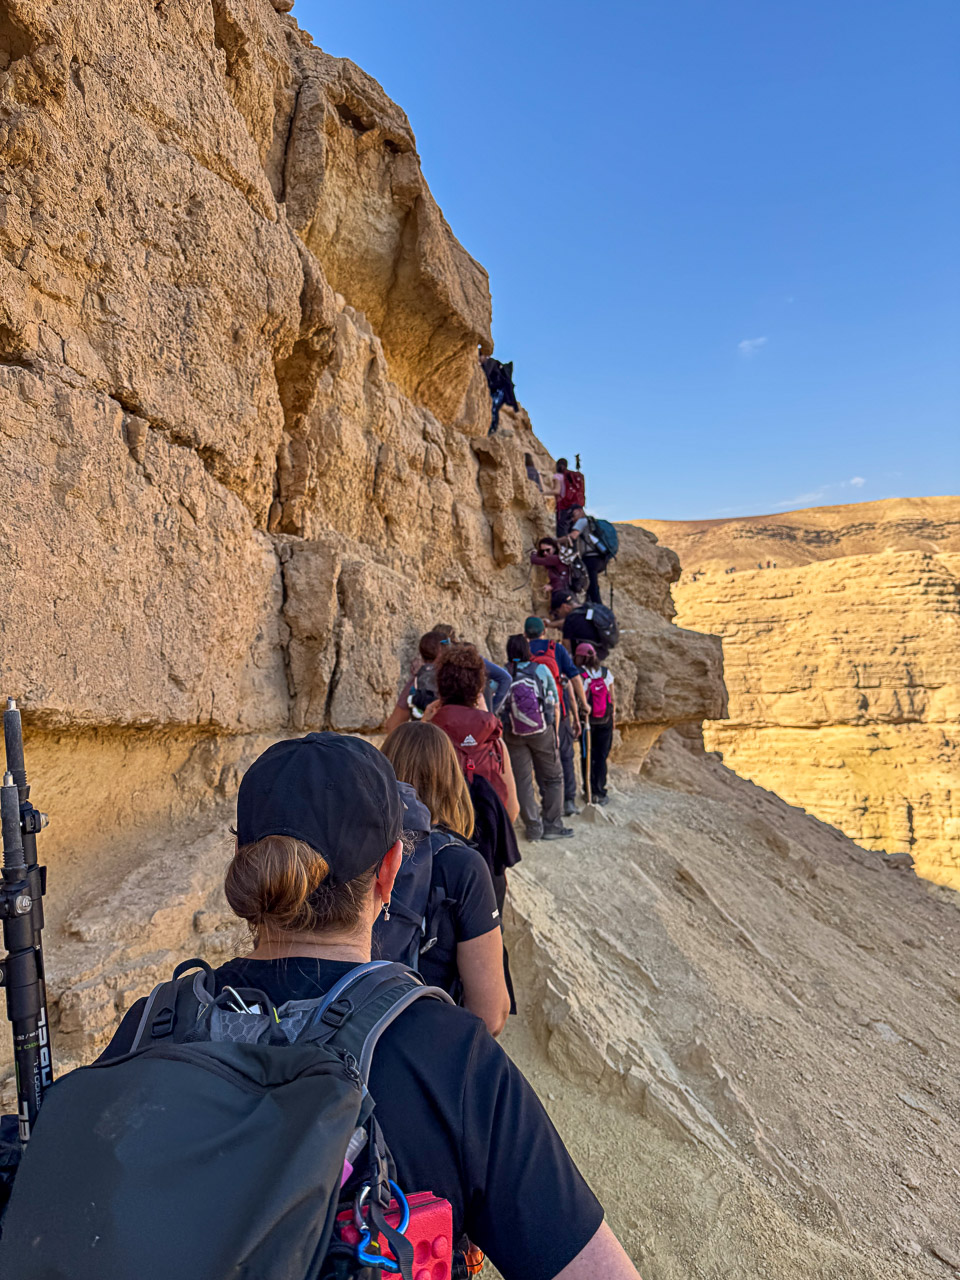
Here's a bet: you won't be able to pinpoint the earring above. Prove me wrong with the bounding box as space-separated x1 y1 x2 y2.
382 899 391 922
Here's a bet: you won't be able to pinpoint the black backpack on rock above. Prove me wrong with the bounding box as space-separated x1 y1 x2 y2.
572 602 620 650
0 959 453 1280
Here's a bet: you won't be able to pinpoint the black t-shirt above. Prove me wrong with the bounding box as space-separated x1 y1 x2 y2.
412 832 501 995
102 959 602 1280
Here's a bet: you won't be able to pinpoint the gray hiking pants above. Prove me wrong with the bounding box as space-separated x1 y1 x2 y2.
558 718 577 804
504 727 564 836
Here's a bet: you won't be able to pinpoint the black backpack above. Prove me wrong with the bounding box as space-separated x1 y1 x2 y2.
0 959 453 1280
372 829 465 983
573 602 620 650
407 663 438 718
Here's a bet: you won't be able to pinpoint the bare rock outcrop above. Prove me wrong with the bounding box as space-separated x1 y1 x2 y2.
0 0 723 1031
639 500 960 888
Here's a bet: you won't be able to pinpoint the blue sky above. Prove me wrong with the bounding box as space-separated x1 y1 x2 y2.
296 0 960 520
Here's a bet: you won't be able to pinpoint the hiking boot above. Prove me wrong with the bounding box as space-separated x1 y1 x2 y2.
595 795 610 807
524 825 543 842
563 800 581 816
542 825 575 840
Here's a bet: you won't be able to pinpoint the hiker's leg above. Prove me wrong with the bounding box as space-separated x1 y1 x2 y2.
530 729 564 830
489 388 505 434
507 737 540 835
556 507 575 539
558 719 577 805
585 556 602 604
592 723 613 797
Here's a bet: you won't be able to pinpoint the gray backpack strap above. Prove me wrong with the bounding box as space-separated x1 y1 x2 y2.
129 960 216 1052
309 962 453 1083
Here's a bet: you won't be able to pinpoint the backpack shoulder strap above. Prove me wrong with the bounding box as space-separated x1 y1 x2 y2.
315 962 454 1084
128 959 215 1051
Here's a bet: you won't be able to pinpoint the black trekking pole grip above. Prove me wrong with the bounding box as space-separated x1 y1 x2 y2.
1 773 24 872
4 699 27 797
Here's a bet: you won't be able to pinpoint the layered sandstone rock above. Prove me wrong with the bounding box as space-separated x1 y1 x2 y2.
638 500 960 888
0 3 722 949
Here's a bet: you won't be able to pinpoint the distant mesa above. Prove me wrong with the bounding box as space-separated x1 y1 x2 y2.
631 497 960 890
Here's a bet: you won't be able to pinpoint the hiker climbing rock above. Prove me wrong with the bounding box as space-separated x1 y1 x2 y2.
575 643 615 806
480 353 519 434
385 629 446 735
562 506 619 605
551 457 586 537
524 614 588 816
501 634 573 842
379 722 511 1034
549 591 620 664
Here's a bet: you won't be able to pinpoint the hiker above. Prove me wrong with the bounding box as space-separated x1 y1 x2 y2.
379 721 511 1034
549 590 611 662
431 623 512 715
563 506 614 605
430 643 521 822
501 634 573 842
530 535 571 595
525 614 587 817
553 457 586 537
480 353 518 434
384 628 445 735
524 452 544 491
69 734 639 1280
575 643 615 806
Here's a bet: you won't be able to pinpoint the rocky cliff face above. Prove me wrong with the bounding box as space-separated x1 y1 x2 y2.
638 500 960 888
0 0 724 1064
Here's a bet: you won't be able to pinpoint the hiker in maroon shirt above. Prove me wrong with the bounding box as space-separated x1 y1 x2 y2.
530 536 571 595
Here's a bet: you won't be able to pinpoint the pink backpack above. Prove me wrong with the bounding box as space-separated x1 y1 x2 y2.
584 670 610 720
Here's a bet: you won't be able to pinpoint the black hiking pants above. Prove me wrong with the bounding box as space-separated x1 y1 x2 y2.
582 720 613 799
584 554 605 605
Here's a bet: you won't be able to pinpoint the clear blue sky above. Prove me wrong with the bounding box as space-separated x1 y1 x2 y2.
296 0 959 520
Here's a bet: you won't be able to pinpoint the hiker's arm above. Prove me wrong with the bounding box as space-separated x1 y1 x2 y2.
551 1222 641 1280
500 745 520 822
384 681 413 735
457 929 511 1037
484 659 512 715
571 674 588 716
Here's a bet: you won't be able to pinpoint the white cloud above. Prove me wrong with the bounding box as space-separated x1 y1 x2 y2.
738 336 768 357
768 476 868 511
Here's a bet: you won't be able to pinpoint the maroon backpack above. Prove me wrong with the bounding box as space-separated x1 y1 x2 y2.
431 706 508 808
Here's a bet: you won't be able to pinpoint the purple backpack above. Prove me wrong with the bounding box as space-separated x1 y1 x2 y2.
505 663 548 736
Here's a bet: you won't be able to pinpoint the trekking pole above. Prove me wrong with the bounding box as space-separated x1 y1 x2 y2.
1 698 52 1143
582 721 592 805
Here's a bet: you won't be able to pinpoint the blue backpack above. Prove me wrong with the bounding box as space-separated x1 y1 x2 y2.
587 516 619 558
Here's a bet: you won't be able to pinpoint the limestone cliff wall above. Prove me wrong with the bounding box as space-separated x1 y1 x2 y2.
639 501 960 888
0 3 723 913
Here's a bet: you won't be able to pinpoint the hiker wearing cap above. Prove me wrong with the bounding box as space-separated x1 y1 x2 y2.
96 733 639 1280
501 634 573 842
524 613 588 817
550 591 610 662
380 721 511 1034
575 645 615 805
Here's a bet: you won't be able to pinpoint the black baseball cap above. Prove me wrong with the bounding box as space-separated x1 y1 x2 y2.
236 733 402 885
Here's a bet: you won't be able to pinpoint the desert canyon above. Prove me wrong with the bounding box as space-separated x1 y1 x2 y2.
640 499 960 890
1 3 959 1279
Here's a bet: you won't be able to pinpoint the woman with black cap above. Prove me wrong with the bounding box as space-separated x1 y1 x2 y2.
98 732 640 1280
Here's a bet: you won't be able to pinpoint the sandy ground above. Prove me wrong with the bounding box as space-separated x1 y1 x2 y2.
497 736 960 1280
